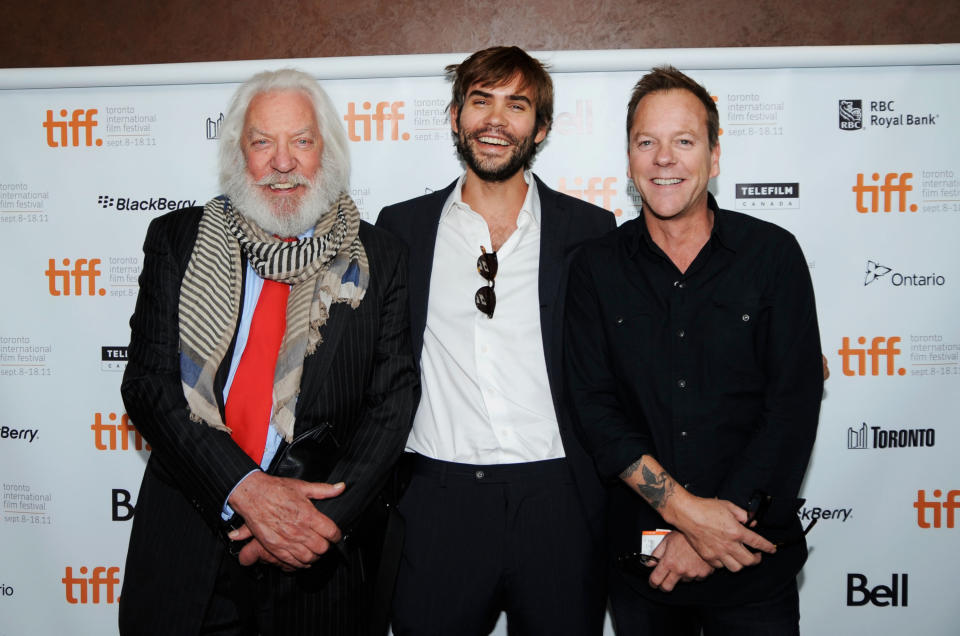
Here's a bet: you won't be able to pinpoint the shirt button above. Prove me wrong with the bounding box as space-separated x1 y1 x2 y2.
742 314 750 322
475 470 485 480
677 379 687 388
677 328 685 338
684 483 692 489
678 282 686 289
680 431 688 438
616 316 624 325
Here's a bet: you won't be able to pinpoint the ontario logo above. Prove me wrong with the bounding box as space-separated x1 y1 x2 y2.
97 194 196 212
864 261 945 287
734 182 799 210
839 99 863 131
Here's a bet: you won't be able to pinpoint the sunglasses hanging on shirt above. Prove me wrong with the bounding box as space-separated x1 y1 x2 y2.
475 246 498 318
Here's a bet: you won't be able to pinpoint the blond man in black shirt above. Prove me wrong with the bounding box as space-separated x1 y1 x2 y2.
565 66 822 635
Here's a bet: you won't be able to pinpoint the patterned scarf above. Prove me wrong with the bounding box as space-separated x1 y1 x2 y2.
178 193 369 442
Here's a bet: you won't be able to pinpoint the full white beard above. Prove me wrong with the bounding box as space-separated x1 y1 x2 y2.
224 168 343 238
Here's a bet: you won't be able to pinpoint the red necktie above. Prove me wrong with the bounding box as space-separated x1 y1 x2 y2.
225 279 290 463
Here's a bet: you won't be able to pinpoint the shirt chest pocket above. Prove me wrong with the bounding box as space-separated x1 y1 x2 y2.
704 295 771 383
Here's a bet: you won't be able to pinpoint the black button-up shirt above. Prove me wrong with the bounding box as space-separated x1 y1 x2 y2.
565 194 823 603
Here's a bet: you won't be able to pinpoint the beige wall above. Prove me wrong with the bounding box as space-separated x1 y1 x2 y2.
6 0 958 68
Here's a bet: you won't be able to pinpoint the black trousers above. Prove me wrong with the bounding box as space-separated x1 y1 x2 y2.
609 566 800 636
199 544 365 636
391 455 605 636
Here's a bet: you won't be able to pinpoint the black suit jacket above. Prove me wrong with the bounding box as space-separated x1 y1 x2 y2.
119 205 418 634
375 175 615 542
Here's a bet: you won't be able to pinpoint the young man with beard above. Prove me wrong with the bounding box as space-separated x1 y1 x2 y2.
376 47 615 636
565 66 822 635
119 69 418 635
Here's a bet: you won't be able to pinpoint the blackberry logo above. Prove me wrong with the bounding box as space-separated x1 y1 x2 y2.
839 99 863 130
95 195 196 212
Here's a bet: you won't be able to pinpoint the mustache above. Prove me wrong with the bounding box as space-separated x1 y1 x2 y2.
253 172 314 187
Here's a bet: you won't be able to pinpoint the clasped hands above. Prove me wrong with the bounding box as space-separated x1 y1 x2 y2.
227 471 345 572
646 492 776 592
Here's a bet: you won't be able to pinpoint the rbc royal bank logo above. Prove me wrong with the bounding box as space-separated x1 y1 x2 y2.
839 100 863 131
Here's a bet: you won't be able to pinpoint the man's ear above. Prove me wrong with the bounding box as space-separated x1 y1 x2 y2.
450 106 460 135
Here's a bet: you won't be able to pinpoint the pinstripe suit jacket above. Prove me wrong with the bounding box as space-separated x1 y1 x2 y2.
375 175 616 544
118 205 418 634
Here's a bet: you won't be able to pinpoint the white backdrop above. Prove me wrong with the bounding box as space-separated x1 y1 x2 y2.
1 44 959 635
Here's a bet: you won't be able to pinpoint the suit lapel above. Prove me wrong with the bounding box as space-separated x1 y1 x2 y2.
408 182 455 359
535 175 570 397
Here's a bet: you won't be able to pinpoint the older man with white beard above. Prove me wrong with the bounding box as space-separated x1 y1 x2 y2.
118 69 418 636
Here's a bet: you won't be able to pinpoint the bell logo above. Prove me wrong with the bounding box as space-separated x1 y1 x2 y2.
852 172 917 213
92 412 150 451
837 336 905 376
343 101 409 141
556 177 622 216
554 100 594 135
46 258 105 296
846 573 908 607
914 489 960 528
62 566 120 604
43 109 103 147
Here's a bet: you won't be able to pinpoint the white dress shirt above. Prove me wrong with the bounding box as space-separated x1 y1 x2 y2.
405 172 565 464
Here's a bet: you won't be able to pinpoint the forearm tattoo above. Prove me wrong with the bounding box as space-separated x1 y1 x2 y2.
620 461 674 511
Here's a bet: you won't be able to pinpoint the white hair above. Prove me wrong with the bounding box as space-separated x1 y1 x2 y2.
218 69 350 234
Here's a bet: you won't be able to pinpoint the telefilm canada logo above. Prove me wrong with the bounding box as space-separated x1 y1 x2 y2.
734 182 799 210
97 194 196 212
864 260 945 288
101 346 128 372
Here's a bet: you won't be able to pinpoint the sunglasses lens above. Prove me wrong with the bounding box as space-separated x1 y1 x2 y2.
477 253 498 280
475 285 496 317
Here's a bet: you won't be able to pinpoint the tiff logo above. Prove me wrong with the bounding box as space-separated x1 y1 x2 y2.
43 109 103 147
556 177 621 216
45 258 105 296
92 412 150 451
914 489 960 528
853 172 917 213
62 566 120 604
206 112 224 139
344 101 408 141
837 336 905 376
